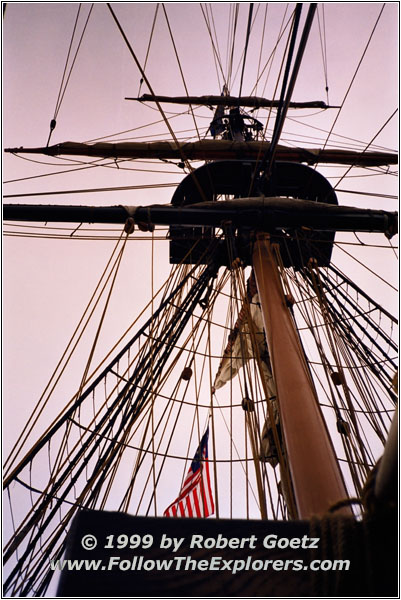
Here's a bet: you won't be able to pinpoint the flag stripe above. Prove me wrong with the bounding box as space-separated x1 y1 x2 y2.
163 427 214 519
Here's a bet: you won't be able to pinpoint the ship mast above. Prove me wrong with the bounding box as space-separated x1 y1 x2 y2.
3 4 398 597
197 5 351 515
241 2 347 517
4 3 397 523
252 237 349 518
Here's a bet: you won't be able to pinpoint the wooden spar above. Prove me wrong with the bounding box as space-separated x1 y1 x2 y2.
3 201 398 237
4 141 397 167
127 93 338 109
252 235 350 518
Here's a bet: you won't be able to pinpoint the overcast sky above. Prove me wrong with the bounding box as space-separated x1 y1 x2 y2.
3 0 398 533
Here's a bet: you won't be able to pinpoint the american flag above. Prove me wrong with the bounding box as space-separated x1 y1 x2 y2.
163 427 214 518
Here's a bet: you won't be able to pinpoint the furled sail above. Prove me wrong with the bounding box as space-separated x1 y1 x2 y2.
5 141 397 166
213 271 281 468
128 93 337 109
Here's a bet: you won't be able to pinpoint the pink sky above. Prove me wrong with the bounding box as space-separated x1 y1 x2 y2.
3 4 398 592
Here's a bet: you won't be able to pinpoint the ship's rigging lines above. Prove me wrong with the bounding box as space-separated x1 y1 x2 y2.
3 3 398 597
3 228 397 594
4 95 397 189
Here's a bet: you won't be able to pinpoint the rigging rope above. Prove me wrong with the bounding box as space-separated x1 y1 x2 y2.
161 4 203 143
254 3 268 99
335 243 397 293
262 3 317 177
283 260 396 496
137 3 159 96
226 3 239 91
47 3 81 146
4 181 179 199
318 4 386 160
333 108 398 189
249 6 292 99
4 231 129 474
238 3 254 97
4 252 221 594
107 3 195 175
47 4 94 146
317 4 329 104
200 4 226 89
4 245 213 484
269 4 303 152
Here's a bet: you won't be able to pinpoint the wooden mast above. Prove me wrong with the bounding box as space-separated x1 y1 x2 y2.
252 234 350 518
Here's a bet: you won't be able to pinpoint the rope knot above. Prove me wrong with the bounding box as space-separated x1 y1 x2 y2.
124 217 135 235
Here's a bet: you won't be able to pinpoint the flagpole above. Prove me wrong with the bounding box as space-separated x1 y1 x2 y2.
252 234 350 519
